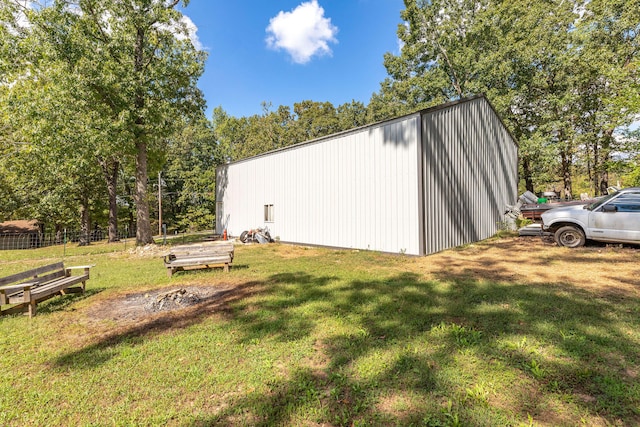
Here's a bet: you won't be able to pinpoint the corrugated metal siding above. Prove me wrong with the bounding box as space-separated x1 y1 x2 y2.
217 96 518 256
217 115 423 255
421 97 518 254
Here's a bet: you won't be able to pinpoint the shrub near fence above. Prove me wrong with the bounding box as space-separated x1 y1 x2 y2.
0 229 134 250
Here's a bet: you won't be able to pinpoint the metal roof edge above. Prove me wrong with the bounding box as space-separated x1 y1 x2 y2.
219 94 517 168
415 93 485 116
417 94 519 150
220 111 422 167
477 94 520 149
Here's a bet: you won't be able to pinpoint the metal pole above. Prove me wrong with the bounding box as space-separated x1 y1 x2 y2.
158 171 162 236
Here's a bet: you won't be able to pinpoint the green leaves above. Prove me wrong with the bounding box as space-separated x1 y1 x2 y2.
213 100 370 163
163 115 217 231
0 0 206 242
376 0 640 195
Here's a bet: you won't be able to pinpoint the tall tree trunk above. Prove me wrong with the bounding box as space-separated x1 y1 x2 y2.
99 157 120 242
599 170 609 195
132 27 154 245
522 156 534 192
586 144 596 195
55 223 62 244
556 126 574 200
560 150 572 200
134 139 154 245
124 178 136 238
592 137 600 196
598 129 613 195
107 166 119 242
79 194 90 246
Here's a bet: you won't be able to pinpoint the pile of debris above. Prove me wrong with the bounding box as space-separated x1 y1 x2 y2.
144 288 201 313
505 191 593 237
127 244 165 258
506 191 593 224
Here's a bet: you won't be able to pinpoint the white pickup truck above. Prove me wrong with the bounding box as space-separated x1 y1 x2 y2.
541 187 640 247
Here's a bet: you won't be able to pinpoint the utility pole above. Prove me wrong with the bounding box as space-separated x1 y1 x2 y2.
158 171 162 236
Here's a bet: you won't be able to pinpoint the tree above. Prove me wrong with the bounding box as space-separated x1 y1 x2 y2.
213 99 366 163
389 0 581 195
3 0 207 244
289 100 340 142
212 103 295 162
1 2 104 238
163 114 220 231
572 0 640 194
336 100 368 130
2 60 105 243
211 106 248 162
377 0 639 196
366 78 415 123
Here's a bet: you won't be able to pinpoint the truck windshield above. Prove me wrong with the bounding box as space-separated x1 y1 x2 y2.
585 192 617 211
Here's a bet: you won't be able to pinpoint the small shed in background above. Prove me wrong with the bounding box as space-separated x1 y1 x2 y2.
0 220 42 250
216 95 518 256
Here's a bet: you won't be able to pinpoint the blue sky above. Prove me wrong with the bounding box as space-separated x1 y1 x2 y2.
179 0 405 119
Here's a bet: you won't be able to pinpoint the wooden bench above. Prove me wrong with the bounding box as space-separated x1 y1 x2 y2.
0 262 93 318
163 242 234 277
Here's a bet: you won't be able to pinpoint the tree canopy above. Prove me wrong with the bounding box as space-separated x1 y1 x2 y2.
378 0 639 196
1 0 638 240
1 0 206 243
213 99 370 163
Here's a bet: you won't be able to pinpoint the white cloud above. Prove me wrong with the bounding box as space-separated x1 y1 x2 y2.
178 15 203 51
266 0 338 64
154 15 204 51
1 0 32 35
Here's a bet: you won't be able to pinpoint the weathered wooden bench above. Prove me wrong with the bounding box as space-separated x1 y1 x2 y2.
0 262 93 318
163 242 234 277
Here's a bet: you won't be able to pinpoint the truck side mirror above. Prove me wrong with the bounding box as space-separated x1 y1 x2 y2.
601 204 618 213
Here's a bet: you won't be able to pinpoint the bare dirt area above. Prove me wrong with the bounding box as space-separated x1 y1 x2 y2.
71 279 265 354
416 236 640 296
86 285 238 322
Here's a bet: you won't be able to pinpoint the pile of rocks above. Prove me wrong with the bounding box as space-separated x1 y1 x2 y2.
145 288 201 313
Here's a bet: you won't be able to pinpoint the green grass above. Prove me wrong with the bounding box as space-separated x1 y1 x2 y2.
1 240 639 426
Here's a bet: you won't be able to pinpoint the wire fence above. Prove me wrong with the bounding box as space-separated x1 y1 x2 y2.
0 229 134 251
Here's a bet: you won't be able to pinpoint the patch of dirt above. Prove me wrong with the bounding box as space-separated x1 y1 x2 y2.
273 244 323 259
375 392 421 417
87 284 236 322
413 237 640 297
125 243 169 258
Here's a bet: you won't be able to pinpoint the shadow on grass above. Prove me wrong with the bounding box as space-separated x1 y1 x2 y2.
36 287 105 315
234 272 338 344
51 249 640 425
201 270 640 426
1 287 105 318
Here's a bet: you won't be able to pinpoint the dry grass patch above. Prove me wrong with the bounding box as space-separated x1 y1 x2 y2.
415 238 639 293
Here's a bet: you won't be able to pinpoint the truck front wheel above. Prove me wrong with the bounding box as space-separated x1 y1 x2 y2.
554 226 586 248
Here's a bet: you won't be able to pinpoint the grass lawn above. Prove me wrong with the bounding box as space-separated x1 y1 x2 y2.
0 236 639 426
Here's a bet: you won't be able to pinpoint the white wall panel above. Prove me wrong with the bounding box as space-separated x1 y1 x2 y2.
217 115 422 254
217 96 517 256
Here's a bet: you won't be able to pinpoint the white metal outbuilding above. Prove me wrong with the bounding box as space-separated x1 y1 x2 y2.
216 95 518 256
